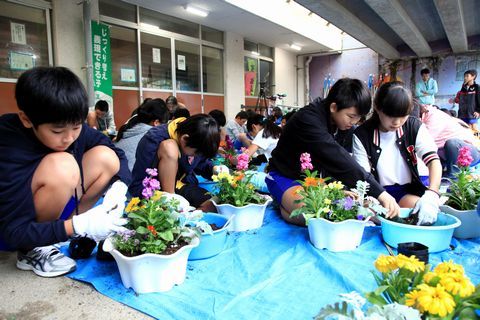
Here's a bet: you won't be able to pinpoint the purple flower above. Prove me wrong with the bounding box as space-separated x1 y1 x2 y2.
146 168 158 177
236 153 250 171
357 214 364 220
300 152 313 171
120 229 136 241
343 197 354 210
149 178 160 190
142 177 151 188
142 187 153 199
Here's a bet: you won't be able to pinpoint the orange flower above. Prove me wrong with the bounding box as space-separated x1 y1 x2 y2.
304 177 318 187
219 140 227 148
234 173 245 182
147 225 157 236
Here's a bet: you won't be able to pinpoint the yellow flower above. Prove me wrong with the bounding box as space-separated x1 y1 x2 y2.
405 289 422 309
217 171 231 181
212 175 218 182
416 284 456 318
440 274 476 297
125 197 141 212
324 198 332 205
434 260 465 276
374 254 397 273
396 254 425 273
151 190 162 201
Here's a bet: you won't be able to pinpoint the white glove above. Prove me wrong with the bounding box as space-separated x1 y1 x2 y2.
412 190 440 225
162 192 194 212
72 205 128 241
213 165 229 175
102 181 128 218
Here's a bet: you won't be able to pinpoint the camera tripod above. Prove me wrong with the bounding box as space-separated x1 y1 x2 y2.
255 82 272 115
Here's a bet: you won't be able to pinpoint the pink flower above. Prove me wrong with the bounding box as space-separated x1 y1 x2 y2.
146 168 158 177
300 152 313 171
457 146 473 167
236 153 250 171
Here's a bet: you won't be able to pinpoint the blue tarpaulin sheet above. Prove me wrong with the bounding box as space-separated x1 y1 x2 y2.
65 207 480 320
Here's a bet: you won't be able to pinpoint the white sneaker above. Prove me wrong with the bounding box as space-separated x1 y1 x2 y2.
16 245 76 277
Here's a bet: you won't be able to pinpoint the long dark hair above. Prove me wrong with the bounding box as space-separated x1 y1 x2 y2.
176 114 220 158
247 114 282 139
116 98 169 141
370 81 412 125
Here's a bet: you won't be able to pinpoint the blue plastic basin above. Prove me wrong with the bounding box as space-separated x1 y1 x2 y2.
189 213 229 260
379 209 461 253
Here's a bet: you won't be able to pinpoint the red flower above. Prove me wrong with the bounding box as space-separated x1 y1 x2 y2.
147 225 157 236
457 146 473 167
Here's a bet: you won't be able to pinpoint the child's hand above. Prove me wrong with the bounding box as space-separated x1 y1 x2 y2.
412 190 439 225
72 205 128 241
377 191 400 218
103 181 128 218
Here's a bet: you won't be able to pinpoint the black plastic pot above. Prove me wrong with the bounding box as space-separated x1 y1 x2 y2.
397 242 429 264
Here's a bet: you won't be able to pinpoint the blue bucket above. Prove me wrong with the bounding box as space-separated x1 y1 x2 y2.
196 175 217 194
189 213 230 260
379 209 461 253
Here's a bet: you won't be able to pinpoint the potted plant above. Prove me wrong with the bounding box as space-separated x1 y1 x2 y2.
103 168 211 294
290 153 387 252
318 254 480 319
440 146 480 239
211 152 272 232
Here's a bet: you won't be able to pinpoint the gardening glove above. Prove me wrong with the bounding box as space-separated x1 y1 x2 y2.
72 204 128 241
412 190 440 225
162 192 195 212
213 165 229 175
102 181 128 218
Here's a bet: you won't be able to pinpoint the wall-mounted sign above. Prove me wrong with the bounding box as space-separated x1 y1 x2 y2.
177 55 186 71
121 68 136 82
11 22 26 45
152 48 161 64
9 52 35 70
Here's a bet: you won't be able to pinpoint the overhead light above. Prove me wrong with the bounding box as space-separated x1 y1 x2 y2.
290 44 302 51
251 51 260 56
185 5 209 17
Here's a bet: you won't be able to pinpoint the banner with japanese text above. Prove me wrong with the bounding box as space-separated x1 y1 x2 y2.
91 21 113 108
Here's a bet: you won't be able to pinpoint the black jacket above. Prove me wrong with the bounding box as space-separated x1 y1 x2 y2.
0 114 131 250
268 99 384 197
457 82 480 119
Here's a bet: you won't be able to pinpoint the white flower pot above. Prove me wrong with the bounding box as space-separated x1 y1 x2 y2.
212 196 272 232
440 205 480 239
102 237 199 294
307 218 367 252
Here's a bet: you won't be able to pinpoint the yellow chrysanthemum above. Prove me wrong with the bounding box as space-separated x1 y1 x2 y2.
150 190 162 201
434 260 465 276
327 181 343 190
396 254 425 273
416 284 456 318
125 197 141 212
374 254 398 273
212 175 218 182
440 274 476 297
405 289 422 309
217 172 231 181
324 198 332 205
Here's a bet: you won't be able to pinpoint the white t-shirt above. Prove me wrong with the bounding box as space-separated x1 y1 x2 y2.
352 124 437 187
251 129 279 160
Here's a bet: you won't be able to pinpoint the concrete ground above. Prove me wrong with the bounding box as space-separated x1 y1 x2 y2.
0 251 152 320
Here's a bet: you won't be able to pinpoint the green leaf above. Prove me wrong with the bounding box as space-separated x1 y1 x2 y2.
158 230 174 241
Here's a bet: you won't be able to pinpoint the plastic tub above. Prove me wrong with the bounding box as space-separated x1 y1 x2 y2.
379 209 461 253
189 213 230 260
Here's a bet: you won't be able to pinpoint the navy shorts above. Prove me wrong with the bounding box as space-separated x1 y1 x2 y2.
265 171 300 205
461 118 478 124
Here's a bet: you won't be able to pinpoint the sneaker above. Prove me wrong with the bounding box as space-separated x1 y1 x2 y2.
16 245 76 277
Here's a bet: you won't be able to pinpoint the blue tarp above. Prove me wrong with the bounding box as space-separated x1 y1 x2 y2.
65 207 480 320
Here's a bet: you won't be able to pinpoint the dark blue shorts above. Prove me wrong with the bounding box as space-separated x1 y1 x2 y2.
265 171 300 205
461 118 478 124
384 183 425 203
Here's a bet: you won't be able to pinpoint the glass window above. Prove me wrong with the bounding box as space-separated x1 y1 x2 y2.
141 32 172 89
201 26 223 45
260 60 273 93
110 25 138 87
175 40 200 92
244 40 257 53
202 46 223 93
0 1 49 79
244 57 258 97
140 8 199 38
99 0 136 23
259 44 273 58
